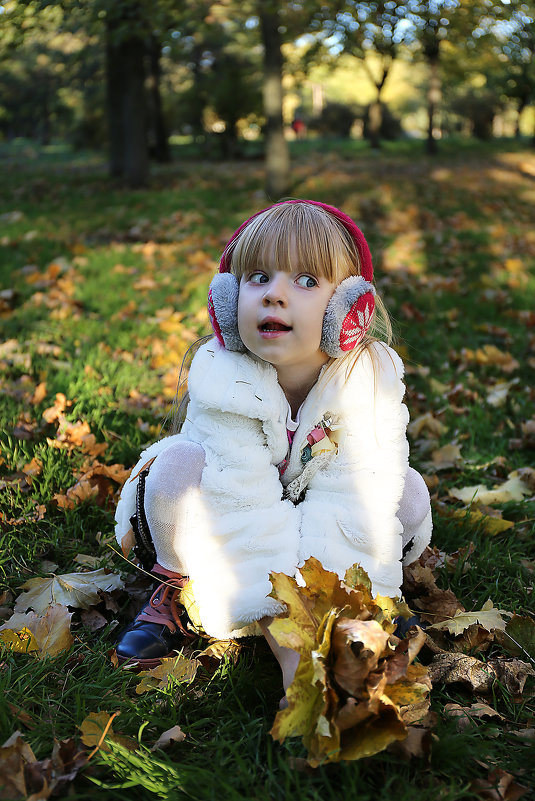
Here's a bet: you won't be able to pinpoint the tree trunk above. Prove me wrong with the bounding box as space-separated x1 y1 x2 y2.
147 35 171 163
105 7 149 186
260 7 289 200
368 100 382 150
426 51 441 155
122 34 148 186
106 20 125 178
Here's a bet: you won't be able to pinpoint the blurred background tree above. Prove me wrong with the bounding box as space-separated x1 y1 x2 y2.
0 0 533 192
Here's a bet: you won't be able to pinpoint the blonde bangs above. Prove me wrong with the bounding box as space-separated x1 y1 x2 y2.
226 202 361 284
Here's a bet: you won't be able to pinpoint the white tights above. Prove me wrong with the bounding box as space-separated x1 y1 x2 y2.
143 441 430 574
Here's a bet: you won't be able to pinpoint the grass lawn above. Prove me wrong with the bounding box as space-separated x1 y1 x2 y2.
0 138 534 799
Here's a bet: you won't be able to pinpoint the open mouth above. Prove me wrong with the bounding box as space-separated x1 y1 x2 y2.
259 322 292 332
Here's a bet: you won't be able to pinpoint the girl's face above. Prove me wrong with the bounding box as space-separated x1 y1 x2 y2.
237 260 336 379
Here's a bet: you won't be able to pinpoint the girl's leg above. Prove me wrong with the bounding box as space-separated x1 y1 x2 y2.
398 466 432 563
116 441 205 666
143 440 206 571
258 617 300 706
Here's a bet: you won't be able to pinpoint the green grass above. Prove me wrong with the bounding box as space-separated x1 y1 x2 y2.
0 138 534 800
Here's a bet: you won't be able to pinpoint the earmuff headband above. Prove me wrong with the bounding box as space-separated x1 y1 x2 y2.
218 199 373 282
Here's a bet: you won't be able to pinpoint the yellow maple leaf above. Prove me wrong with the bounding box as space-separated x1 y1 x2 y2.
136 656 201 694
0 626 39 654
0 605 73 658
453 508 514 535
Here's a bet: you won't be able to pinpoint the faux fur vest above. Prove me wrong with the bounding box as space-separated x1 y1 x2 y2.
116 340 420 639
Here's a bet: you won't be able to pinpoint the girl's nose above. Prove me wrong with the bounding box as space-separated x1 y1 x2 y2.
262 273 287 305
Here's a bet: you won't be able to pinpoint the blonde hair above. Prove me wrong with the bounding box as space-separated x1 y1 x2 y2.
225 201 392 376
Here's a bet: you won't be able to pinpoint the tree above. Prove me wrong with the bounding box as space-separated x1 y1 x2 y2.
323 1 410 149
260 4 289 198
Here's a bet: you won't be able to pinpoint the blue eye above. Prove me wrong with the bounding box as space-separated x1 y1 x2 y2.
249 272 268 284
296 275 318 288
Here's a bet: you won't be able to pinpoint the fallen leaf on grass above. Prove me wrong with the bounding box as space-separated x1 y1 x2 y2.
428 600 511 636
197 639 241 664
14 569 124 614
428 653 535 695
79 711 136 753
7 704 37 730
0 627 39 655
0 732 38 799
402 556 464 625
0 732 86 800
486 379 519 407
0 504 47 527
0 605 73 658
449 474 532 505
407 412 448 439
21 457 42 479
452 508 515 535
470 768 529 801
387 725 433 760
430 443 463 470
461 345 520 373
53 463 130 509
498 616 535 662
444 702 504 730
136 655 201 694
151 725 186 751
80 609 108 631
268 558 432 767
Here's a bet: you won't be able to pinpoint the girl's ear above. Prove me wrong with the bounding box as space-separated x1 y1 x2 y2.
321 276 376 358
207 273 246 352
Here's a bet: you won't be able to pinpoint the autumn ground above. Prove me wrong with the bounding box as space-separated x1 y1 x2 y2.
0 138 534 799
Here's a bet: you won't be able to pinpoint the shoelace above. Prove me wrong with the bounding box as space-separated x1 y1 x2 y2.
136 577 190 635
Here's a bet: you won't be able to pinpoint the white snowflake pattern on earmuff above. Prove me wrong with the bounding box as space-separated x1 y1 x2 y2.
207 199 376 358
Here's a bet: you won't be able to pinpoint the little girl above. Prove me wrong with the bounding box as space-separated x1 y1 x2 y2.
114 199 432 691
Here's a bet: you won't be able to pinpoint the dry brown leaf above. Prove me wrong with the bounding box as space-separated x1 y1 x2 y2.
0 731 86 800
430 443 463 470
7 704 37 730
402 556 464 625
53 463 129 509
31 382 47 405
407 412 448 439
387 725 433 760
21 458 42 479
14 569 124 614
498 615 535 662
80 609 108 631
429 653 535 695
444 702 504 730
428 653 497 692
470 768 529 801
0 732 37 799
